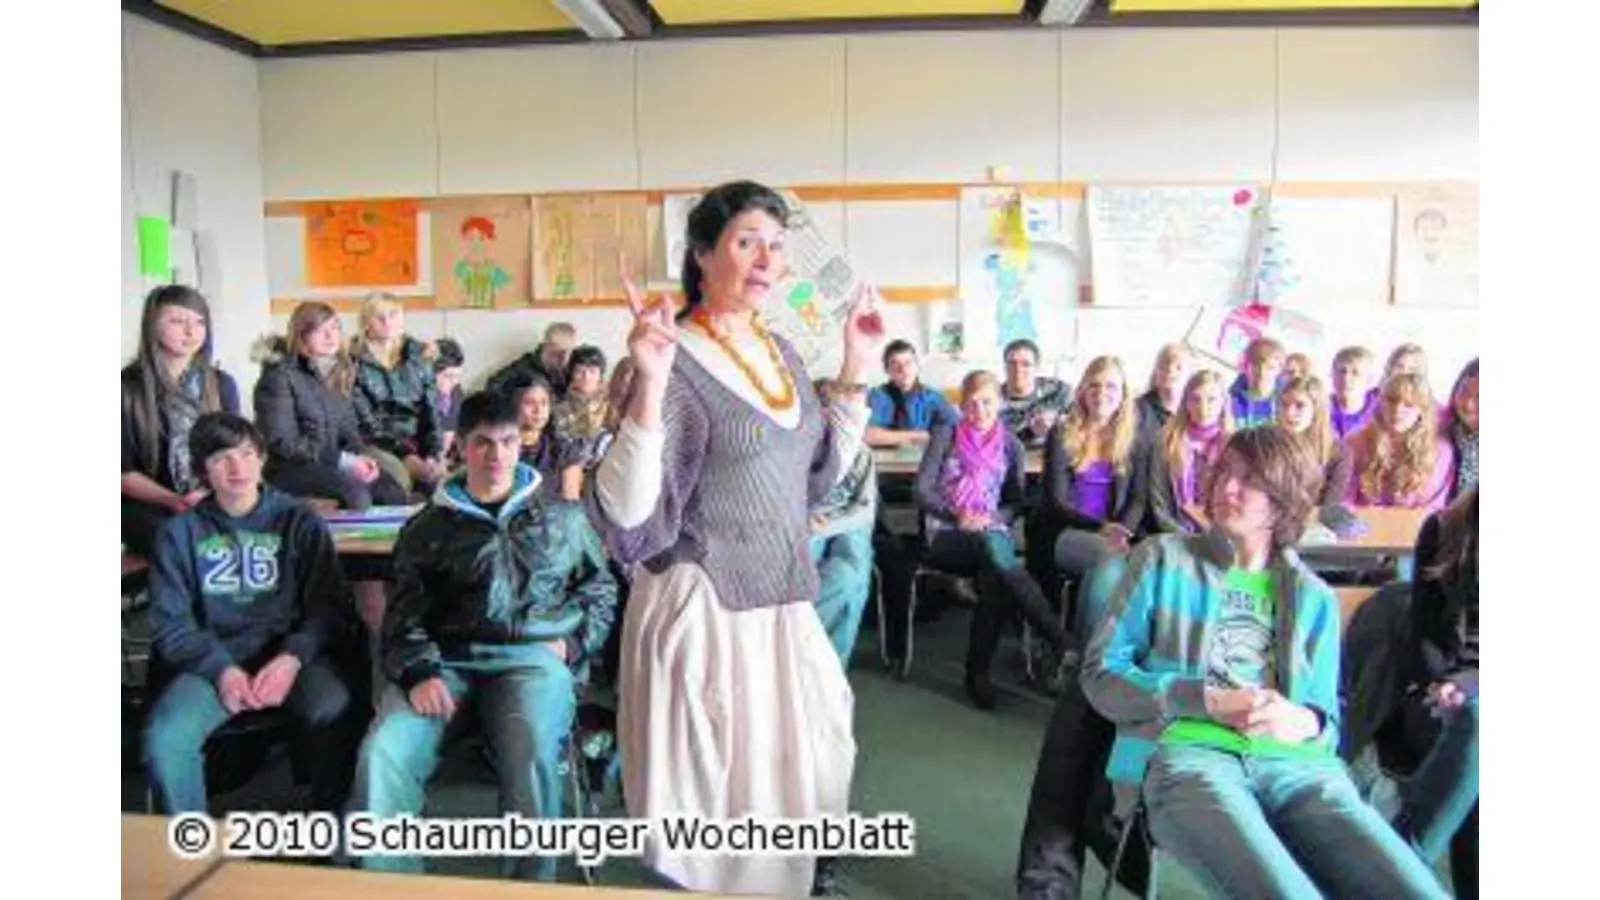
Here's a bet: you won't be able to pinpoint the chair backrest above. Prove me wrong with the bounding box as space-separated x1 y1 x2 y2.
1338 580 1413 761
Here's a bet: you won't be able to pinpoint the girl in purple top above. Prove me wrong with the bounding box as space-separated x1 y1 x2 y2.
1344 373 1456 513
1330 345 1380 439
1148 370 1236 533
1035 356 1147 638
1278 376 1354 506
1442 359 1478 501
917 371 1065 710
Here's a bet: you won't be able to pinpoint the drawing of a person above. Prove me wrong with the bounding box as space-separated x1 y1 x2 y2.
1413 207 1449 265
454 216 511 308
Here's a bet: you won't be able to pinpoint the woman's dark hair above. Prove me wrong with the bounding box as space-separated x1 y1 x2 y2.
1446 357 1478 429
512 373 553 407
679 181 790 321
1214 426 1323 550
188 412 265 486
564 345 608 386
1424 487 1478 584
433 337 465 371
459 390 521 437
129 285 223 476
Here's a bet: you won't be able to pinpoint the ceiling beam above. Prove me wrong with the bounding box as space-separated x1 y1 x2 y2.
658 13 1036 40
121 0 262 57
599 0 657 38
1079 2 1477 27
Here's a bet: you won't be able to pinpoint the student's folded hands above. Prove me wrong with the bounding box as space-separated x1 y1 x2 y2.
216 665 258 715
250 653 303 708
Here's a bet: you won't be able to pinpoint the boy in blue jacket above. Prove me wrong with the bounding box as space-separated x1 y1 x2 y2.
144 412 361 814
351 390 617 881
1081 426 1447 899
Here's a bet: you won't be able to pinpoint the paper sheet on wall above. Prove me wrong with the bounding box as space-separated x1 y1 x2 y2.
661 193 703 282
304 200 419 287
759 189 864 379
431 196 532 310
531 193 648 303
1393 184 1478 307
1251 195 1395 309
957 186 1079 364
1087 185 1262 307
1186 303 1327 371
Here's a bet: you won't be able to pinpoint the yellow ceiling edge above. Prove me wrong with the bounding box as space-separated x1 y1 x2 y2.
157 0 576 46
652 0 1021 26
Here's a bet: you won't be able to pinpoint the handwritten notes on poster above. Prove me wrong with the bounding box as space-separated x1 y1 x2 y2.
304 200 419 288
1087 186 1261 308
532 194 648 303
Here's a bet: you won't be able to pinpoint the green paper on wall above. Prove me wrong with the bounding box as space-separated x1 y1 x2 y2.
138 216 171 276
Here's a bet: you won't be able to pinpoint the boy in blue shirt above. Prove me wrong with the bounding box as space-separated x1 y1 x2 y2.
144 412 362 814
866 340 956 448
1229 337 1286 429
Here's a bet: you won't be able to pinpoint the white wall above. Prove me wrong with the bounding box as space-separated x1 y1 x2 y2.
122 13 271 400
254 26 1478 396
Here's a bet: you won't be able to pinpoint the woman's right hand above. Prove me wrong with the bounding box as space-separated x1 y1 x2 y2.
620 257 678 387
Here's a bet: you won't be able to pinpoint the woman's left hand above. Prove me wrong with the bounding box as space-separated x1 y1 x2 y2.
840 283 887 385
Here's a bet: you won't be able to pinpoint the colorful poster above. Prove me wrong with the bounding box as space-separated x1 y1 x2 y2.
1251 195 1395 309
531 193 648 303
430 196 532 310
958 186 1078 364
1087 185 1261 308
1394 184 1478 308
1186 303 1327 371
762 191 862 378
303 199 419 287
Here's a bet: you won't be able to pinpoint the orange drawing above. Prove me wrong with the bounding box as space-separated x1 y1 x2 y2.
304 200 420 288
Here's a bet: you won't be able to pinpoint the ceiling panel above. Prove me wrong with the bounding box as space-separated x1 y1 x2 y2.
652 0 1023 25
1109 0 1473 10
157 0 577 45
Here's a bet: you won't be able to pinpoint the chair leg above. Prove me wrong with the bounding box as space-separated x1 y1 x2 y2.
565 734 597 885
900 571 920 680
1102 809 1143 900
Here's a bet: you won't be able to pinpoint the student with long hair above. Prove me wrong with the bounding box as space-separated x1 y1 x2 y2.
1344 373 1456 512
553 344 610 466
1034 357 1146 628
121 285 241 557
349 293 445 493
919 371 1067 710
1148 370 1235 534
252 302 407 510
1276 376 1352 505
1135 343 1192 450
1442 359 1478 500
1394 487 1479 899
514 375 583 500
1385 342 1429 382
1329 346 1379 439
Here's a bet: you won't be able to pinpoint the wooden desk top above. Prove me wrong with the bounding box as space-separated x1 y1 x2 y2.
192 862 711 899
123 814 224 899
1181 506 1429 557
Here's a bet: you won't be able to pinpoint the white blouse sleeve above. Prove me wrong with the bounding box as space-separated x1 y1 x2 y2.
827 395 870 487
594 418 666 530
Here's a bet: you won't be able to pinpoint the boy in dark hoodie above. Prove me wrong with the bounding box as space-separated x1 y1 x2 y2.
1229 337 1286 429
143 413 361 815
351 391 617 881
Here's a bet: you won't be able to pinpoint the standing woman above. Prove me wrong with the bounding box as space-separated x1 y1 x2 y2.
586 181 881 897
121 286 240 556
1147 369 1235 534
1276 375 1353 506
1442 359 1478 500
252 302 408 511
349 293 445 494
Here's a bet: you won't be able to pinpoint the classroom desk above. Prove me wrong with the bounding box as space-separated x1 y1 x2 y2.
1181 506 1429 578
873 446 1045 477
123 814 225 899
190 862 712 899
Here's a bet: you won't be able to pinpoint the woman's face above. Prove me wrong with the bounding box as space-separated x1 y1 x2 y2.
155 304 207 360
1454 376 1478 433
1278 391 1316 433
301 316 342 359
962 384 1001 431
519 386 552 433
570 364 603 397
697 209 787 313
365 305 404 342
1186 381 1225 427
1081 370 1124 424
1383 393 1424 433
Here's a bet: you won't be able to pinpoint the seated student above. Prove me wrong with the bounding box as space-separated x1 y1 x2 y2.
809 378 880 667
1147 370 1235 534
1282 352 1313 385
349 293 446 494
1442 359 1478 500
1344 372 1456 513
917 371 1066 710
1229 337 1286 429
1330 345 1380 440
1135 343 1192 450
252 302 408 511
1277 376 1353 506
1385 342 1430 383
1394 488 1479 900
514 375 583 500
144 413 362 815
1081 427 1449 900
552 344 610 466
352 391 617 882
486 322 577 399
867 339 957 448
432 338 465 464
999 338 1071 447
1033 356 1146 615
121 285 241 557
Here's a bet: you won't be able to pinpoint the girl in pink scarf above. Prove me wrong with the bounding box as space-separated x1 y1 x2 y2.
1152 370 1236 532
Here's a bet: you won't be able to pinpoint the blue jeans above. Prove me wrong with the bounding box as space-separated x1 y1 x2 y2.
1143 744 1449 900
810 527 874 666
143 658 357 814
350 652 576 881
1395 697 1479 864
